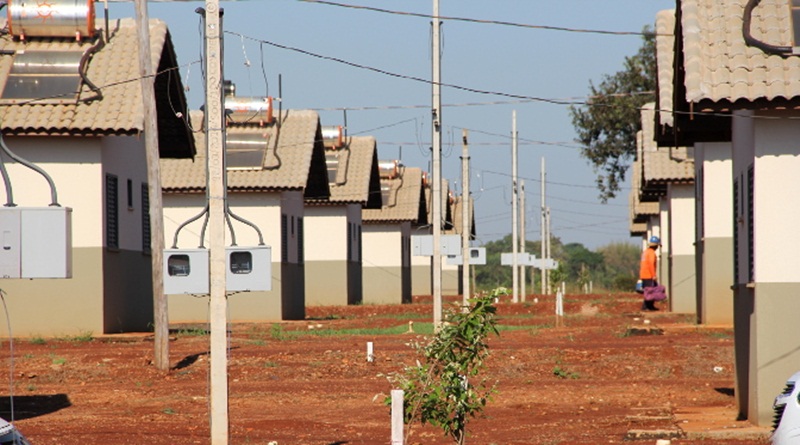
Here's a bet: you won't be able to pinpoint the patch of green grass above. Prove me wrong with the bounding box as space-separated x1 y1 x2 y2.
270 324 286 341
26 384 36 392
290 323 436 337
263 361 279 368
553 366 580 379
706 330 733 340
29 336 46 345
369 312 429 320
56 331 93 342
51 356 66 365
175 327 209 337
162 408 176 415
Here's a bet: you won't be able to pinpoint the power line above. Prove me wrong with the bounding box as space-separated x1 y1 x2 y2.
296 0 667 37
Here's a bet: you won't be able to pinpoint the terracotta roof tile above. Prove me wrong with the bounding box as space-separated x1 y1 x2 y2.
656 9 676 127
161 109 328 194
681 0 800 104
641 103 694 184
0 18 193 157
323 136 381 205
363 167 425 223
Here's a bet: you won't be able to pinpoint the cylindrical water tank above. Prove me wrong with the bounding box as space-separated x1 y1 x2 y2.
8 0 96 40
378 160 401 179
321 125 344 148
225 96 273 124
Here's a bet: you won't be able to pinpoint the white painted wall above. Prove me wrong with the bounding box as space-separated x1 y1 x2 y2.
669 184 695 256
0 136 104 248
753 114 800 282
699 142 733 239
305 206 347 262
363 224 401 268
163 191 287 262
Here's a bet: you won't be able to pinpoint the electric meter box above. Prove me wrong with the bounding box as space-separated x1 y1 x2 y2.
446 247 487 266
163 246 272 294
412 234 461 256
226 246 271 292
164 249 209 295
0 207 72 279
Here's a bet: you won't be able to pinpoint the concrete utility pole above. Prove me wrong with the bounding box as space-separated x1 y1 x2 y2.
461 129 470 307
519 180 526 301
511 111 519 303
540 157 547 295
432 0 443 328
201 2 229 443
134 0 168 371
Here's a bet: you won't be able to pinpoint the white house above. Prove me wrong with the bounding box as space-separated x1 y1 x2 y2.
362 165 425 304
0 17 194 336
639 103 696 314
304 134 381 306
667 0 800 426
654 8 734 325
161 108 329 321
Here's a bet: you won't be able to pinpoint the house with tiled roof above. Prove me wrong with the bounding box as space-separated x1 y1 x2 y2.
161 107 329 321
638 103 696 314
655 8 734 327
362 164 426 304
665 0 800 426
304 133 381 306
0 14 194 336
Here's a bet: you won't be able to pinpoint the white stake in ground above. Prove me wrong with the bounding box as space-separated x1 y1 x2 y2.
391 389 404 445
366 341 374 363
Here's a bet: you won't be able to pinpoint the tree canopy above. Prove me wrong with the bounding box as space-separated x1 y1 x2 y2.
475 235 639 293
569 28 657 202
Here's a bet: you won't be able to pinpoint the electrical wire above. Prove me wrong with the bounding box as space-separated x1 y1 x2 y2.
296 0 668 38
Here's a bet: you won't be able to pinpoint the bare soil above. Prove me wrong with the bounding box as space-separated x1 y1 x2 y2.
0 292 770 445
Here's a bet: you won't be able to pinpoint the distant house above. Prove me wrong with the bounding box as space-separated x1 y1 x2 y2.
666 0 800 426
304 133 381 306
161 108 329 321
654 9 733 325
362 165 426 304
445 195 476 297
639 103 696 314
0 18 194 336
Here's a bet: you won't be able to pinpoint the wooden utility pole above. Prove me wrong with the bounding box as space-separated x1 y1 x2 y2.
511 111 518 303
432 0 443 328
460 129 470 307
201 2 229 443
134 0 168 371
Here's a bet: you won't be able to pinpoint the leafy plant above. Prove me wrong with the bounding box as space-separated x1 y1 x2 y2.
553 366 580 379
386 291 500 445
29 336 46 345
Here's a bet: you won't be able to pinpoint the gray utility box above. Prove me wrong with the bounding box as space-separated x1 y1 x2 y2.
0 207 72 279
446 247 487 266
412 234 461 256
164 246 272 294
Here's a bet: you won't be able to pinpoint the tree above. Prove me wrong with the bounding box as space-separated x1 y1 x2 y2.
387 293 501 445
569 27 657 202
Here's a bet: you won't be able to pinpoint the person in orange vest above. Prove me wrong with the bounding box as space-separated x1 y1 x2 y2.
639 235 660 311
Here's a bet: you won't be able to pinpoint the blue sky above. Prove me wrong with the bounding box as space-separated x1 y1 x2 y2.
112 0 673 250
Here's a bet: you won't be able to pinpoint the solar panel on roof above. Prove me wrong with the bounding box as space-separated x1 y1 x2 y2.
0 50 84 104
226 132 270 170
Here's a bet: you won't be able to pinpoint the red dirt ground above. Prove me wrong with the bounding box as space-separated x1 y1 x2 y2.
0 292 771 444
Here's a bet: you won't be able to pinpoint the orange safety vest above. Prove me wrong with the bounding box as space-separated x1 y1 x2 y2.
639 247 657 280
